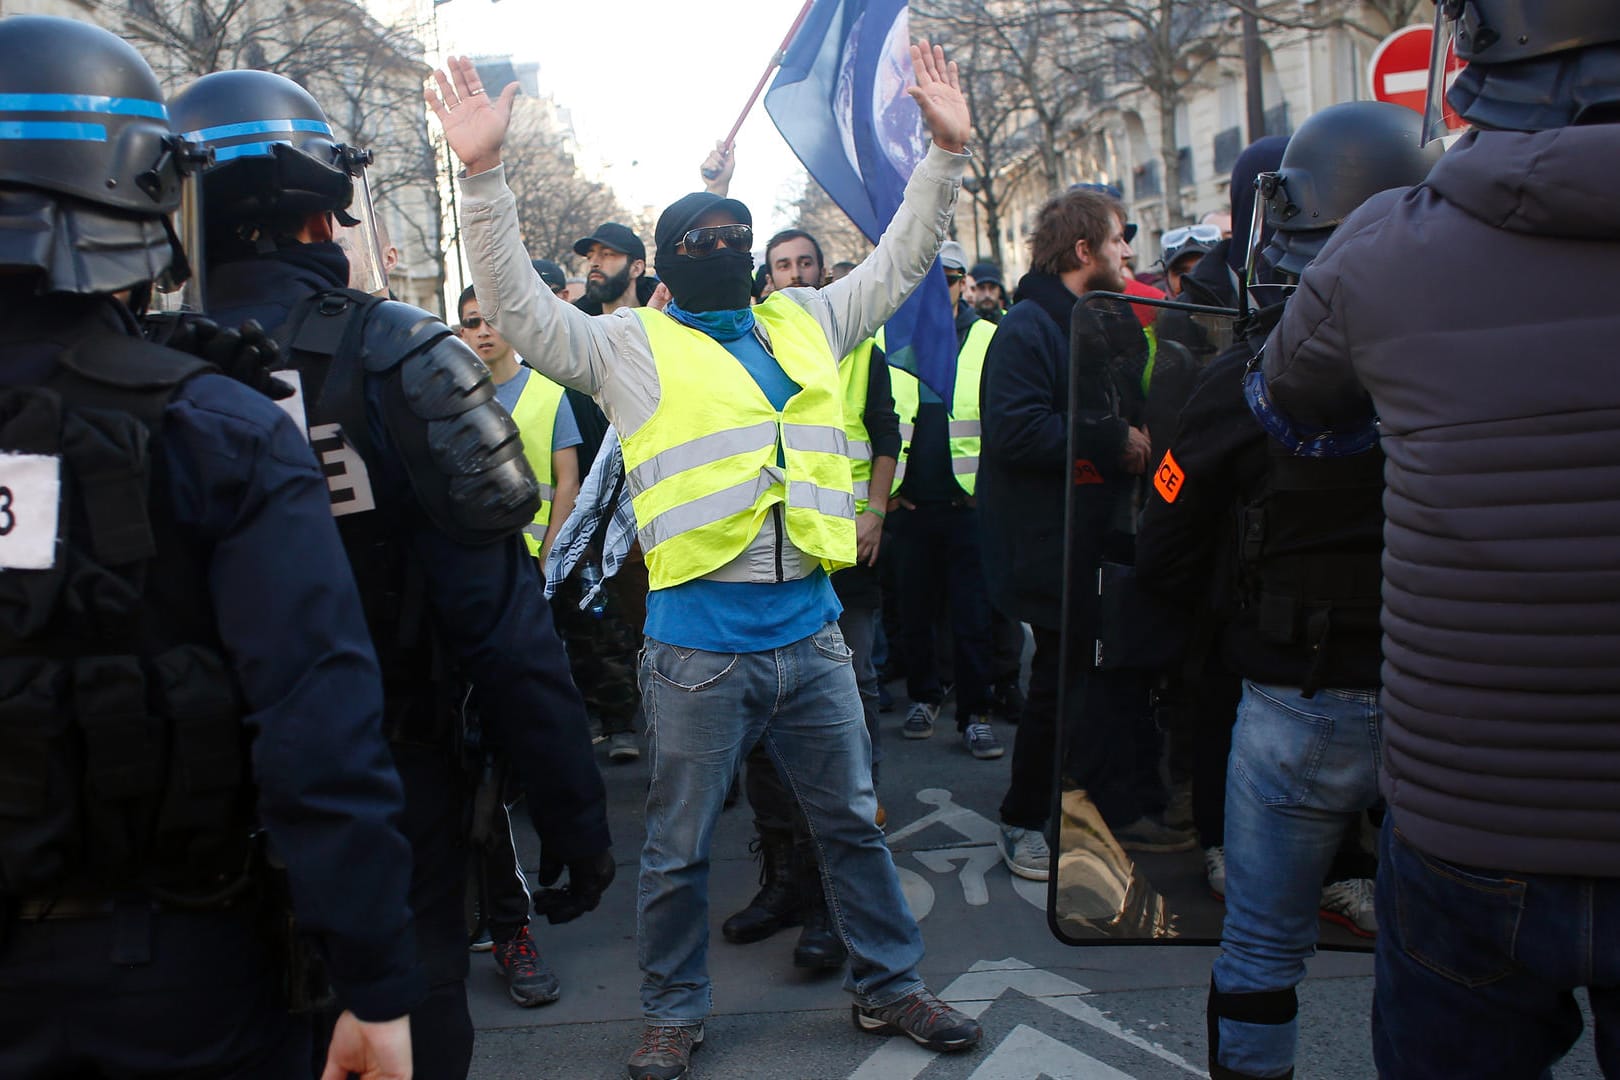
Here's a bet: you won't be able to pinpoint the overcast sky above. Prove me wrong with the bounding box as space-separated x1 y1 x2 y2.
433 0 815 241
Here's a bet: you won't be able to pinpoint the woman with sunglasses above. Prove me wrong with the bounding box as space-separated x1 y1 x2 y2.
429 40 984 1080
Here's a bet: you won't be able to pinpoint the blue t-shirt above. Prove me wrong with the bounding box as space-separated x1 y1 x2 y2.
494 363 582 451
643 309 841 653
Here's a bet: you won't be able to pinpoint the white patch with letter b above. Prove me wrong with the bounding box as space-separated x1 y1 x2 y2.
0 452 61 570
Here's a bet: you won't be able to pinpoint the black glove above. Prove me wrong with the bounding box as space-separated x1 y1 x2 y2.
532 847 615 925
163 316 295 401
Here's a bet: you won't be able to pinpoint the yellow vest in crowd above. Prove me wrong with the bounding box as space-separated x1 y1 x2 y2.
890 318 995 497
625 297 857 591
841 337 878 516
511 367 565 557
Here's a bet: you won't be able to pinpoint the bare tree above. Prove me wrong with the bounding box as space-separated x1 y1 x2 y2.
785 176 873 268
1060 0 1240 225
1234 0 1428 45
501 100 629 269
108 0 447 305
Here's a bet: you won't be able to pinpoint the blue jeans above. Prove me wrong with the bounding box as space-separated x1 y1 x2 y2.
1374 815 1620 1078
1211 680 1381 1078
636 623 925 1024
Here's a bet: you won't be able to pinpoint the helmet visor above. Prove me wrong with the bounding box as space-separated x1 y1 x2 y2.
335 166 388 296
150 154 205 314
1422 7 1471 145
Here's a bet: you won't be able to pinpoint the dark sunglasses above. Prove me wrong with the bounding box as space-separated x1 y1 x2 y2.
461 315 486 329
681 223 753 257
944 269 966 284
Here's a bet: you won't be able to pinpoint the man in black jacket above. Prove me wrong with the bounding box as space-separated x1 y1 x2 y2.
1259 6 1620 1076
979 188 1189 886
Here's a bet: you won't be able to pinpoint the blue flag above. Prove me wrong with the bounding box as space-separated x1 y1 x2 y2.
764 0 957 401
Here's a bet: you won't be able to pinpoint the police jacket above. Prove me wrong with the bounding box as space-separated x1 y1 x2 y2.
457 145 963 589
1262 126 1620 878
0 294 419 1021
1136 343 1382 692
206 247 610 866
976 272 1135 631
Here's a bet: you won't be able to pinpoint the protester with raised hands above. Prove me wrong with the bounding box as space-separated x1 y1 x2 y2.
430 40 981 1080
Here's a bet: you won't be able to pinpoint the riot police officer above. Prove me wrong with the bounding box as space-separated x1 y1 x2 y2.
167 70 614 1078
0 18 418 1079
1137 101 1441 1080
1260 5 1620 1076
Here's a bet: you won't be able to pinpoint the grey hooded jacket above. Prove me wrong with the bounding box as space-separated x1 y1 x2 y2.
1262 126 1620 877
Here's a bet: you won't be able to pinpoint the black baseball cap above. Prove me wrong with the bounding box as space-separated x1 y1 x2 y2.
969 261 1003 288
573 222 646 263
531 258 567 292
654 192 753 259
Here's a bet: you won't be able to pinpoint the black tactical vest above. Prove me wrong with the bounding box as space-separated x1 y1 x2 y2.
1237 440 1386 694
273 290 458 753
0 336 253 903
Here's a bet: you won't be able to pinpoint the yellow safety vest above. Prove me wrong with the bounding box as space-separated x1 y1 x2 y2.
508 366 565 557
890 318 995 497
841 337 877 516
625 296 857 591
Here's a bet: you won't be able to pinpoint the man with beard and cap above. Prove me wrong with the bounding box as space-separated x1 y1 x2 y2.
575 223 660 316
1136 100 1442 1080
968 261 1007 323
1257 5 1620 1075
979 187 1192 887
1156 136 1288 366
429 41 984 1080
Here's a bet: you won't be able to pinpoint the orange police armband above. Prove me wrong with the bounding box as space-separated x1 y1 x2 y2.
1154 450 1185 503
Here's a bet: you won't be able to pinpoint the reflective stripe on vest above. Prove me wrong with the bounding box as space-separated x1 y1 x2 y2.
509 367 565 557
890 317 994 496
841 336 876 515
625 297 856 590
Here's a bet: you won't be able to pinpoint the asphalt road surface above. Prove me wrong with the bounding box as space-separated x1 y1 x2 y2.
468 685 1606 1080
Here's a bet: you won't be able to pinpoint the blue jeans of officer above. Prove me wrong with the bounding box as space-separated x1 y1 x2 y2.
1374 815 1620 1079
637 623 925 1024
1210 681 1381 1078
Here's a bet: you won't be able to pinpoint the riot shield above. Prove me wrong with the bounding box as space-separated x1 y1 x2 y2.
1046 290 1375 954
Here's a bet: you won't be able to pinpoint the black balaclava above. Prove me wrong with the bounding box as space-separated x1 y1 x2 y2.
653 191 756 313
1227 135 1289 276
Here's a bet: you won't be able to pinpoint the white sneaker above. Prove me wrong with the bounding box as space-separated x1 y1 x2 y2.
998 826 1051 881
1204 845 1226 899
1320 878 1377 937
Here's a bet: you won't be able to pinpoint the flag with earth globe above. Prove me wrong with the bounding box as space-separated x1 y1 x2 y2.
766 0 958 400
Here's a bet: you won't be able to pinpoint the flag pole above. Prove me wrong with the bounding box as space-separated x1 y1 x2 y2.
703 0 818 177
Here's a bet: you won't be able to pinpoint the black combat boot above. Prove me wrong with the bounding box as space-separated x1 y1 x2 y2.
721 828 801 944
792 841 848 970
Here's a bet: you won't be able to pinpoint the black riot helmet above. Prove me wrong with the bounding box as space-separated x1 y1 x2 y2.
0 16 201 295
169 70 388 292
1255 101 1443 278
1432 1 1620 134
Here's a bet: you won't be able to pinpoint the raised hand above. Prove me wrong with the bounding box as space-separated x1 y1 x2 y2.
906 40 971 155
425 55 518 176
700 140 735 194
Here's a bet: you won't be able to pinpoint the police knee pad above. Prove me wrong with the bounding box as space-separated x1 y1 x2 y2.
1206 977 1298 1080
